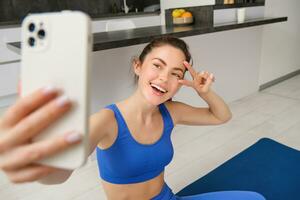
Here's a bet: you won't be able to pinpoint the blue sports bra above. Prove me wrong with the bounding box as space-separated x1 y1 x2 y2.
96 103 174 184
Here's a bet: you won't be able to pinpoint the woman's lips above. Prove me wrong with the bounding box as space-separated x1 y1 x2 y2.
149 83 167 97
151 86 164 96
150 83 167 93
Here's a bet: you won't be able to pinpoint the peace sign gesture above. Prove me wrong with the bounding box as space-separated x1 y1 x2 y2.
178 61 215 95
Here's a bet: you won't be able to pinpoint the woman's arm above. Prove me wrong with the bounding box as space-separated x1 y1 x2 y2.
197 89 232 123
38 109 115 184
166 90 232 126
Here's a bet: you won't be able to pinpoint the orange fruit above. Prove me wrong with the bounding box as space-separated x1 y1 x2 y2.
181 11 193 18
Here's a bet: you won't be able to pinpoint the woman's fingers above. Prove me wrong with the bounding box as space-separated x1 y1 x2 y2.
0 95 72 152
1 86 60 128
0 131 82 171
203 71 215 82
178 79 194 87
5 164 56 183
202 76 213 91
183 61 197 78
196 71 215 84
179 64 216 94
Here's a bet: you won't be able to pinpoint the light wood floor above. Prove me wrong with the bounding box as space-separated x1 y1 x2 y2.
1 74 300 200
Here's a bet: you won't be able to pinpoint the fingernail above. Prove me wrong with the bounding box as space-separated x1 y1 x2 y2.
56 95 70 107
42 85 57 95
210 73 214 79
65 131 81 143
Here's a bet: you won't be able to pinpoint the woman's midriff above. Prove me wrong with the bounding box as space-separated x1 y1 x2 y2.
101 171 165 200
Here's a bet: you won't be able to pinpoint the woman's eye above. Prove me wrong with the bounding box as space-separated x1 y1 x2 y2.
153 64 161 68
172 73 181 78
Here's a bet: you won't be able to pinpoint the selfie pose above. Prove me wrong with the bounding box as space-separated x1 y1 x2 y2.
0 36 265 200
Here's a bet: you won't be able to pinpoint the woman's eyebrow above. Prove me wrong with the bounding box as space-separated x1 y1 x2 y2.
152 58 167 65
152 58 184 73
173 67 185 73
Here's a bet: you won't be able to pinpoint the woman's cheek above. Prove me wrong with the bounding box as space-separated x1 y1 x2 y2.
146 69 159 80
170 79 181 93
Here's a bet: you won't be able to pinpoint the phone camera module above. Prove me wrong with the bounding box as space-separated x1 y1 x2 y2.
28 37 35 47
37 29 46 39
28 23 35 32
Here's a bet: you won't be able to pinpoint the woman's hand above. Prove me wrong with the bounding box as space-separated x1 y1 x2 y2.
0 86 81 183
178 61 215 95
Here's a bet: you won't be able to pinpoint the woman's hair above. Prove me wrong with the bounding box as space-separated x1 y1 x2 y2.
133 36 192 84
139 36 192 64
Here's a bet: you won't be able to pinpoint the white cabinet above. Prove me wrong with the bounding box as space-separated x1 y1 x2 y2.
0 62 20 97
0 25 21 103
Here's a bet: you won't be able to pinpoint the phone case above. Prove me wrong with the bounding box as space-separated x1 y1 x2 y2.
21 11 92 169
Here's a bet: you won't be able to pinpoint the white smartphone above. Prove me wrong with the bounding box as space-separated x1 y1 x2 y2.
21 11 92 170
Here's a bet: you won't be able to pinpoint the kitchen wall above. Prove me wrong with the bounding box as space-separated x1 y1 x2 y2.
0 0 297 112
259 0 300 85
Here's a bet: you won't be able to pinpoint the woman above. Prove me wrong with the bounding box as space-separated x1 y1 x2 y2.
0 36 265 200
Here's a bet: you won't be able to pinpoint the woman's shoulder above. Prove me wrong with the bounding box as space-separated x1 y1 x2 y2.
98 109 114 118
164 100 185 111
92 105 116 121
163 100 184 125
89 106 118 150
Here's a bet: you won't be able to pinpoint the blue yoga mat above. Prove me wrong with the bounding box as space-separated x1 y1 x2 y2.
176 138 300 200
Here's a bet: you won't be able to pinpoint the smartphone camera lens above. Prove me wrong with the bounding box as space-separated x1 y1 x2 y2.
37 29 46 39
28 37 35 47
28 23 35 32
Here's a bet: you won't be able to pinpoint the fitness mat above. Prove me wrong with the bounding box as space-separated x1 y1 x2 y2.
176 138 300 200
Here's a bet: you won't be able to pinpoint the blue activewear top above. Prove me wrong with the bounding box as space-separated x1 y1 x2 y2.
96 103 174 184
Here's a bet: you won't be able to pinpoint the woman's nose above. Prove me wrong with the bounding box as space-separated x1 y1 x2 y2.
159 72 168 82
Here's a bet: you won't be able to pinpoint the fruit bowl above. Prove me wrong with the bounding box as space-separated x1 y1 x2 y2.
173 17 194 25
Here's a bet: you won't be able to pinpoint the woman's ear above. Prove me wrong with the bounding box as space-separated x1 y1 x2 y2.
133 58 142 76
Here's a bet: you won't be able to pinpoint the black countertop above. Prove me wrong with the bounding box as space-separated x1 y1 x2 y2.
6 17 287 54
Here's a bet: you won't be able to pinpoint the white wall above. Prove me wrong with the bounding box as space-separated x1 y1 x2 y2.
259 0 300 85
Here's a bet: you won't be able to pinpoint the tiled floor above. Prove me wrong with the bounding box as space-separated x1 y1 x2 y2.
1 74 300 200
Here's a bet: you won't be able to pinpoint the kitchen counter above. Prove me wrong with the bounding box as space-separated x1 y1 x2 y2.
6 16 287 54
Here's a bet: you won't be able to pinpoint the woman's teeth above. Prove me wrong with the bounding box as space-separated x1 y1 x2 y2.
150 83 167 93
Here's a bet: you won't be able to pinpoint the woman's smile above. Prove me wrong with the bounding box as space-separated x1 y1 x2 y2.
150 83 168 96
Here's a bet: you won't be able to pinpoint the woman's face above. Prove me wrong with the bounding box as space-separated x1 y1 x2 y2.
135 45 187 105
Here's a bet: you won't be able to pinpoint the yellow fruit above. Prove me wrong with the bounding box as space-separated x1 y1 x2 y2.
172 9 181 18
178 9 186 15
172 8 186 18
181 11 193 18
